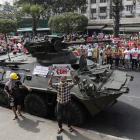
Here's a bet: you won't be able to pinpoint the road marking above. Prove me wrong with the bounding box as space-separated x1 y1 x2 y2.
122 95 140 99
87 130 132 140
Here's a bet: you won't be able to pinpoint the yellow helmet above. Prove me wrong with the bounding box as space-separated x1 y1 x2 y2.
10 73 18 79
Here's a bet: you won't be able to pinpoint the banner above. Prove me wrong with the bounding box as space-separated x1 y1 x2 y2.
53 64 71 76
113 37 121 42
32 66 49 76
129 46 134 50
77 49 87 56
98 33 104 39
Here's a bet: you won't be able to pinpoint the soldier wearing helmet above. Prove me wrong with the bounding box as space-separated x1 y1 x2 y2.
4 73 32 120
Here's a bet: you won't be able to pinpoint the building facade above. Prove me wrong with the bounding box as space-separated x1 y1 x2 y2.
79 0 140 21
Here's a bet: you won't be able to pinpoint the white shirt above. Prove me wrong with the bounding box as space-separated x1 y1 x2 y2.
124 50 131 59
87 48 93 56
0 46 3 51
131 49 139 59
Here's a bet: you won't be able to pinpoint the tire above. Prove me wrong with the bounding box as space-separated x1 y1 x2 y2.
0 87 10 108
24 94 49 117
55 101 86 126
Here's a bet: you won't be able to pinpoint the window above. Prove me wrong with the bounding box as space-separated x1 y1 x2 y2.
91 8 96 13
125 16 133 18
81 7 86 14
91 0 96 4
100 16 106 19
100 0 106 3
126 5 133 11
100 7 106 13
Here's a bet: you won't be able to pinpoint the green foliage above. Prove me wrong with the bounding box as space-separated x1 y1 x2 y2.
112 0 124 37
15 0 86 18
22 3 46 36
0 2 24 24
49 12 88 33
0 19 18 34
112 0 124 18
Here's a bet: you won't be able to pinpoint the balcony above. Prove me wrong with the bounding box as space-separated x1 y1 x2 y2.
124 11 134 16
99 13 107 16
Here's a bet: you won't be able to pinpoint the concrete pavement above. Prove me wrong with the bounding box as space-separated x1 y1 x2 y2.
0 107 131 140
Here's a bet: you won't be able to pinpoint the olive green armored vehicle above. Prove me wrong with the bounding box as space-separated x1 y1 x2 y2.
0 36 133 126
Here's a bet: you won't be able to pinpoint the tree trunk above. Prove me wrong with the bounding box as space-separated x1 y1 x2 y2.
32 20 37 37
113 18 119 37
113 4 120 37
4 34 7 42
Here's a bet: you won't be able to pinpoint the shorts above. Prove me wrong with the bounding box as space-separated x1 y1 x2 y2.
10 97 22 107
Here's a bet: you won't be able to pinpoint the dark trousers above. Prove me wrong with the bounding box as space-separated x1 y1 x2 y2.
107 56 112 65
132 59 137 69
115 58 120 67
120 59 125 66
57 102 71 128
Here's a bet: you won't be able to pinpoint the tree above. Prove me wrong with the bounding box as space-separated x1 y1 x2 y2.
112 0 124 37
0 2 24 25
22 3 46 37
48 12 88 34
15 0 87 19
0 19 18 39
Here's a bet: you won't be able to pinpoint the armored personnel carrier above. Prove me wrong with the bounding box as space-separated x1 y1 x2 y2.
0 36 133 126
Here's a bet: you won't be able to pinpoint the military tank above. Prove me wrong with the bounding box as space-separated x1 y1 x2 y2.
0 35 133 126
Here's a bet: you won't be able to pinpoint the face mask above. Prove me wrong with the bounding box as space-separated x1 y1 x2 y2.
60 82 66 85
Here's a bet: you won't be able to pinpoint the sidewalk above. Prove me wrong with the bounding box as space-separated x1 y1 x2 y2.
0 107 131 140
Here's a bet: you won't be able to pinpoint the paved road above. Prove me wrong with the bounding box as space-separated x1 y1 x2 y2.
0 107 129 140
0 70 139 140
82 70 140 140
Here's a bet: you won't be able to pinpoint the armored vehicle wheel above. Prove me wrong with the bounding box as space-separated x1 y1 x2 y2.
0 88 10 108
55 101 85 126
24 94 49 117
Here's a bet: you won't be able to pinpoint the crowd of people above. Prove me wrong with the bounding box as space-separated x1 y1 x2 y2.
0 37 27 53
72 43 140 70
1 34 140 71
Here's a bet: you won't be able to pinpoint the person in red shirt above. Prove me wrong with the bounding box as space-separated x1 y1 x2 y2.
4 73 32 120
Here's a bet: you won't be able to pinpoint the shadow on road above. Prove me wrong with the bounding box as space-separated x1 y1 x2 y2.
82 101 140 140
16 115 44 133
63 129 92 140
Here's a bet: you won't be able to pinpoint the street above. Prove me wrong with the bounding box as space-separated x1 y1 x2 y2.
82 71 140 140
0 70 139 140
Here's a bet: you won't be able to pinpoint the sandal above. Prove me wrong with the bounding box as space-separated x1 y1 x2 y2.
69 127 73 132
57 128 63 134
13 116 18 120
18 111 22 116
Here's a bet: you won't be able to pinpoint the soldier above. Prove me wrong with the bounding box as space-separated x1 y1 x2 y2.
4 73 32 120
114 46 122 69
105 44 113 68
